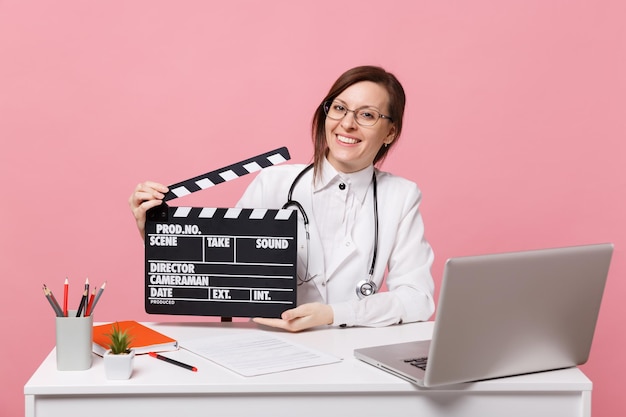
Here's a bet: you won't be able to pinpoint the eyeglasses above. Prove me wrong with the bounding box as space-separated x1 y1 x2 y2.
323 100 393 127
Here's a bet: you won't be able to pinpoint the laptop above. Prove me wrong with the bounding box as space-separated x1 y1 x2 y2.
354 243 613 387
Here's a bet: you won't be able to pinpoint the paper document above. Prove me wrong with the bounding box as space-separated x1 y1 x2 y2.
181 332 341 376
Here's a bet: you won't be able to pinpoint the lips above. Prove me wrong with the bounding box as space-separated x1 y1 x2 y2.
337 134 361 144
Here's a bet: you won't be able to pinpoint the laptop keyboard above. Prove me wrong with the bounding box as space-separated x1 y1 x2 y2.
404 357 428 370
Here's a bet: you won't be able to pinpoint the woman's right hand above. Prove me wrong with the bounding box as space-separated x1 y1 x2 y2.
128 181 169 239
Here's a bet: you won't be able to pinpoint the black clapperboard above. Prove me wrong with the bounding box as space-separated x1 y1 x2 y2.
144 147 297 318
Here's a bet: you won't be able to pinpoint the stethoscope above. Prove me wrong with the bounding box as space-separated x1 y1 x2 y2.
281 164 379 299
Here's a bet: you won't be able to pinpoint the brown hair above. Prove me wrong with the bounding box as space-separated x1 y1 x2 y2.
311 65 406 177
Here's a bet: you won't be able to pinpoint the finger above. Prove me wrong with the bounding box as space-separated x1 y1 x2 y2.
252 317 291 330
129 184 168 209
131 190 164 206
137 198 164 213
142 181 169 193
281 303 316 321
133 181 169 199
253 317 310 332
131 200 164 229
132 198 165 239
129 194 161 218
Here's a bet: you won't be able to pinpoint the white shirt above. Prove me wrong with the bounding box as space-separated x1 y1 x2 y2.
236 159 435 327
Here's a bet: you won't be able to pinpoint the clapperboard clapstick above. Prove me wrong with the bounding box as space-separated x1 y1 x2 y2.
144 147 299 319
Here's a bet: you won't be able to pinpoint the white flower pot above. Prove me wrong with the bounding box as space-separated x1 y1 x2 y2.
103 349 135 380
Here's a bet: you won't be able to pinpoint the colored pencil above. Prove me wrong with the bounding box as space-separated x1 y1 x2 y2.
76 292 87 316
76 278 89 317
84 278 89 302
63 278 69 317
86 288 96 316
43 285 63 317
89 281 106 314
43 284 63 316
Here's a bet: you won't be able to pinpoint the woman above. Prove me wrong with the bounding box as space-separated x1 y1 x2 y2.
129 65 435 332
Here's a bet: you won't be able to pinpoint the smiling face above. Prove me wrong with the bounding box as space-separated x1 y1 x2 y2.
324 81 396 173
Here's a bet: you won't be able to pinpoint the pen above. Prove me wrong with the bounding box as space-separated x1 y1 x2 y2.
42 285 63 317
63 278 69 317
149 352 197 372
89 281 106 315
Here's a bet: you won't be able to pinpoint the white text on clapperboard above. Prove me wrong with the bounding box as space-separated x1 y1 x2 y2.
147 223 294 305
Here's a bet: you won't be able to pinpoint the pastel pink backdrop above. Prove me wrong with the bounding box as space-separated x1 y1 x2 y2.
1 1 624 416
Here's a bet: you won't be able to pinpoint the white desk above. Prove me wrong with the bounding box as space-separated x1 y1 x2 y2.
24 321 591 417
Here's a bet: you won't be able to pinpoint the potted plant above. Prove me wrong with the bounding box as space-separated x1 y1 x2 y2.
103 322 135 379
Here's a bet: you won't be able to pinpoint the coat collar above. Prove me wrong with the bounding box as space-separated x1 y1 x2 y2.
314 158 374 205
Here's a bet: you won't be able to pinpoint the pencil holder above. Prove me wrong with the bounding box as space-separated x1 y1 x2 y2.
55 310 93 371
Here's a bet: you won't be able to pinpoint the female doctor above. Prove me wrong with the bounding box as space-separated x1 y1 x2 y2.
129 65 435 332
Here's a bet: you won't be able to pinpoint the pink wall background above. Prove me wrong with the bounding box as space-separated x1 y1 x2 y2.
1 1 624 415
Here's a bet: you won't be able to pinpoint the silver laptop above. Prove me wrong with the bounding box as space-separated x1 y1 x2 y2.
354 243 613 387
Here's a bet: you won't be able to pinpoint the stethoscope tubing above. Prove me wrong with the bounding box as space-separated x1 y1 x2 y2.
281 163 379 298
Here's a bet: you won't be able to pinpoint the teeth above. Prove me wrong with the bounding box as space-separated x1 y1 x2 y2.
337 135 359 144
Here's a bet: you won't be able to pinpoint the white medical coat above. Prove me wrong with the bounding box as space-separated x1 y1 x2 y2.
237 162 435 327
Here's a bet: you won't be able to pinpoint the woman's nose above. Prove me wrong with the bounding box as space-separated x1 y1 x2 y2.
340 110 358 129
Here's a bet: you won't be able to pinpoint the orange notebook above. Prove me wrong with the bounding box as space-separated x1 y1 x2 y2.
92 320 178 356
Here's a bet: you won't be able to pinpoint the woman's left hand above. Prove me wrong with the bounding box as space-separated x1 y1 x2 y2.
252 302 334 332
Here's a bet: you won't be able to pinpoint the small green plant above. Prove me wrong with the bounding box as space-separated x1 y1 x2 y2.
105 322 134 354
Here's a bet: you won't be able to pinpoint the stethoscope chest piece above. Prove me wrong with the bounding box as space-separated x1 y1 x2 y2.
356 279 378 299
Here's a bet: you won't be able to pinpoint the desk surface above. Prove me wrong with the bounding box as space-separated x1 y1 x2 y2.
25 321 592 417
